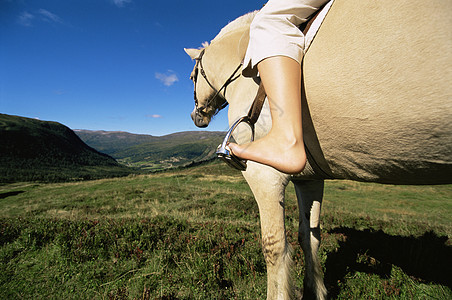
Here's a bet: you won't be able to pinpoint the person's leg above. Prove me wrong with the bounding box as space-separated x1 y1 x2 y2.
228 55 306 174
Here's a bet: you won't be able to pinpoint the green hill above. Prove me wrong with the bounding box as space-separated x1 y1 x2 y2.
0 114 135 182
75 130 226 171
74 130 158 155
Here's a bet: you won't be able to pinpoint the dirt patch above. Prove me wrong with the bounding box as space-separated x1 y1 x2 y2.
198 175 243 183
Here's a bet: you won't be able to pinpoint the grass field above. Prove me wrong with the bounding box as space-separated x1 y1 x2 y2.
1 162 451 299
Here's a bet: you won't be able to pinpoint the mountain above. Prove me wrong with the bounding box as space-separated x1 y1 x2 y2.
75 130 226 171
73 130 158 155
0 114 135 183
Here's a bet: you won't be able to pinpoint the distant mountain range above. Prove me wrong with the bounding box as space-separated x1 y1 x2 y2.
74 130 226 171
0 113 227 183
0 114 134 182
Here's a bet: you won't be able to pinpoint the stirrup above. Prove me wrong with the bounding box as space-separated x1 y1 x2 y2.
216 116 255 171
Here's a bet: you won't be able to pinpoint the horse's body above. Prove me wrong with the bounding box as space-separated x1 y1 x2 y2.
185 0 451 298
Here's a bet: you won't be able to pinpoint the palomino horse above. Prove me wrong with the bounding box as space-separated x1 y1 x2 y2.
185 0 452 299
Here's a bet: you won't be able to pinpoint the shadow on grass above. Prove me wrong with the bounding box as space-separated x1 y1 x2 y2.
323 228 452 298
0 191 25 199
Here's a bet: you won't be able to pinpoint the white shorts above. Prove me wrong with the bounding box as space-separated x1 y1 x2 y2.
243 0 330 77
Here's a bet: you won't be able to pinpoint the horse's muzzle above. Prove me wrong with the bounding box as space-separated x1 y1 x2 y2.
191 109 209 128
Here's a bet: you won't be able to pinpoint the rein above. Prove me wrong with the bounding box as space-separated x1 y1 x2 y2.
193 49 243 113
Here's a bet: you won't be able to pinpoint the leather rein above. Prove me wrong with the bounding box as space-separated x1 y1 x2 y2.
192 48 266 125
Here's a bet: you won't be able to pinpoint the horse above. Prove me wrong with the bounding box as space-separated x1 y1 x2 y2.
185 0 452 298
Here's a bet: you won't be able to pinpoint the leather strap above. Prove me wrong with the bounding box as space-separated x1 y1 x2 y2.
247 82 266 125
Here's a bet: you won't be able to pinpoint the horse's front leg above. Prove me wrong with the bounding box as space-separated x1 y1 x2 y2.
242 162 293 300
293 179 327 300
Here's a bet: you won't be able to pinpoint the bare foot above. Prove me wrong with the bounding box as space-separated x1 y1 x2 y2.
228 130 306 174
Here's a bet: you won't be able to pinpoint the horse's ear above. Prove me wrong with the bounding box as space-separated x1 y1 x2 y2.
184 48 202 60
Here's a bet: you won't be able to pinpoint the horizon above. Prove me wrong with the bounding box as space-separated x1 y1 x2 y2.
0 0 260 136
2 111 226 137
72 127 227 137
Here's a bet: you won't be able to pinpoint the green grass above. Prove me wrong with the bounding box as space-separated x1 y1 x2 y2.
1 162 451 299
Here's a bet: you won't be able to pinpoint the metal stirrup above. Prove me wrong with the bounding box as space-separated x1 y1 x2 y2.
216 82 266 171
216 116 255 171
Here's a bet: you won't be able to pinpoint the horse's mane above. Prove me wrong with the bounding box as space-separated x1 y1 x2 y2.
209 11 257 45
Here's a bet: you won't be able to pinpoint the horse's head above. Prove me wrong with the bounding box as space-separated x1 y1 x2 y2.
185 46 233 128
185 11 256 128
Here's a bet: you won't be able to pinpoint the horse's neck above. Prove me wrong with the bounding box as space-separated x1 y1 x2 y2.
212 29 263 130
206 28 250 78
208 26 264 133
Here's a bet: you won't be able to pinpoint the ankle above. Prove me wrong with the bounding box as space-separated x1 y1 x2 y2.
270 127 302 144
274 132 304 150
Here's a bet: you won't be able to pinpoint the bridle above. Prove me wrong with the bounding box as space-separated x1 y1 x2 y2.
191 49 269 171
192 48 243 115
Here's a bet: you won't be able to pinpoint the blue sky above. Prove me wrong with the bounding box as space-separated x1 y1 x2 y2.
0 0 260 136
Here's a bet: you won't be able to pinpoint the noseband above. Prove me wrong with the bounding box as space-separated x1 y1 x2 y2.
192 49 242 114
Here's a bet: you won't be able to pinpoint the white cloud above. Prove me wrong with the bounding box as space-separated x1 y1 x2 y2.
38 9 63 24
17 12 34 26
53 89 66 95
155 71 179 87
17 9 63 26
146 114 163 119
112 0 132 7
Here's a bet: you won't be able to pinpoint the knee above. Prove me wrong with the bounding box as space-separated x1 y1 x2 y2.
261 234 287 265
